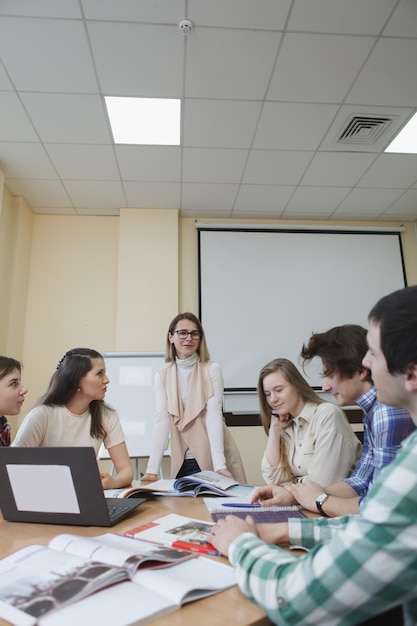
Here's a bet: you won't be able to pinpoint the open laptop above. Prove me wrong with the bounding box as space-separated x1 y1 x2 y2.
0 447 146 526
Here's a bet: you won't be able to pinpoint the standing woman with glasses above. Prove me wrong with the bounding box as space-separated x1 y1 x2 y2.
0 356 28 446
13 348 133 488
142 313 246 482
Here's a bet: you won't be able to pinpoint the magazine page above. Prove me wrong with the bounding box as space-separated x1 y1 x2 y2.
48 534 195 576
0 545 128 626
124 514 219 555
174 470 238 491
39 580 177 626
133 555 236 605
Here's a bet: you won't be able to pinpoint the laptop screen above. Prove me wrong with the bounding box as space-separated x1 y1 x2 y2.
0 447 134 526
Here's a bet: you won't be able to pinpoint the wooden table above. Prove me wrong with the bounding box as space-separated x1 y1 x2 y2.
0 496 273 626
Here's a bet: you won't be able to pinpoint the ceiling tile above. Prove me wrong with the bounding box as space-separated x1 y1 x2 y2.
1 142 58 178
383 0 417 37
357 154 417 189
382 190 417 216
234 184 294 213
253 102 339 150
0 92 39 141
183 99 261 149
285 186 351 213
20 93 112 143
243 150 313 185
185 29 281 99
88 21 184 97
45 144 120 180
0 17 98 92
0 0 82 18
347 39 417 106
82 0 185 22
334 188 405 214
189 0 292 29
124 181 180 208
288 0 399 34
181 183 238 213
301 152 377 187
268 33 375 102
115 146 181 181
0 64 13 89
183 148 248 183
5 179 72 207
63 180 126 208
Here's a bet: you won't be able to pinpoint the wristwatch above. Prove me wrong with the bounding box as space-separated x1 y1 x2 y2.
316 492 330 517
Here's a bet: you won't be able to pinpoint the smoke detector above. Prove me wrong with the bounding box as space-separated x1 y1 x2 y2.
178 19 193 34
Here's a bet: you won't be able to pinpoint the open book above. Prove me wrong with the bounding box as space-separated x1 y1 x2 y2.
0 533 236 626
124 513 219 556
106 472 254 499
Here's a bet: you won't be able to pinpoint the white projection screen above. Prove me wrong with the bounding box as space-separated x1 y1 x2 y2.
198 228 406 391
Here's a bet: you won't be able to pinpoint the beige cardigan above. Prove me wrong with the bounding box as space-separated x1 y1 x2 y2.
160 360 246 483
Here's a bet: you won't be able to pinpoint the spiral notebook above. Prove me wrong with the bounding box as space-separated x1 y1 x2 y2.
203 497 307 523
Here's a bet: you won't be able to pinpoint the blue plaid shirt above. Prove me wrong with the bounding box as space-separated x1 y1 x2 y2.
344 385 415 498
229 429 417 626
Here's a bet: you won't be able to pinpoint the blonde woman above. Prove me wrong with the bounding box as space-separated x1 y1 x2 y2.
257 358 361 505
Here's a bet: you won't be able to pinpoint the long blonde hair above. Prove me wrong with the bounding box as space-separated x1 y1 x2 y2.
257 358 324 481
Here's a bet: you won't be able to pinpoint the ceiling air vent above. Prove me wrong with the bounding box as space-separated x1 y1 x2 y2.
337 115 393 145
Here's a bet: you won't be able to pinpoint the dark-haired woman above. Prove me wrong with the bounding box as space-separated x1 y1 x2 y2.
13 348 133 488
142 313 246 482
0 356 27 446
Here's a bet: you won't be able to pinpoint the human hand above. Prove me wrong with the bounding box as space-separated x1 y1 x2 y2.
140 473 159 482
271 412 293 429
257 522 290 545
284 480 324 511
251 484 295 506
216 468 234 479
100 472 116 489
209 514 259 556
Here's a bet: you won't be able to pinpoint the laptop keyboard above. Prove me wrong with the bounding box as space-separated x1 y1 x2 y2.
106 503 137 524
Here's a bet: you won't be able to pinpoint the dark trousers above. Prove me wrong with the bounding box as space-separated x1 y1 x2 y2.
176 458 201 478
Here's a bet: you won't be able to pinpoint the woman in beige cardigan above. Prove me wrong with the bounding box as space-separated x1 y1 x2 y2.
142 313 246 482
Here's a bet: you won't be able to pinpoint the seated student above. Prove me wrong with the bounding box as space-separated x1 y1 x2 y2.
253 325 415 516
142 312 246 482
209 285 417 626
0 356 28 446
13 348 133 489
257 358 361 504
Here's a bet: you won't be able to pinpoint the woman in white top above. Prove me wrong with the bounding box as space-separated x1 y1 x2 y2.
13 348 133 488
0 356 28 446
142 313 246 482
258 358 361 505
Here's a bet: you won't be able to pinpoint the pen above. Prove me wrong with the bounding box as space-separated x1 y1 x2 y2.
221 503 261 508
172 540 220 557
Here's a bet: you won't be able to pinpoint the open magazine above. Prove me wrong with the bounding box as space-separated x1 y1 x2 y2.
105 472 254 499
0 534 236 626
124 513 219 556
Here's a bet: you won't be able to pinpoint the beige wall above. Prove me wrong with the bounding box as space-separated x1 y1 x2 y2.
1 185 416 483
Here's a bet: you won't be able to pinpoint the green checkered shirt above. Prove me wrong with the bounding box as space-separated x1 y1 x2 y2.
229 430 417 625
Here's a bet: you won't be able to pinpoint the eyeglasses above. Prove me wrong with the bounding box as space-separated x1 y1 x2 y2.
172 330 201 340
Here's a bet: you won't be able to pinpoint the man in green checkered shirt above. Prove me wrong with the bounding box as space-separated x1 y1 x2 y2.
210 285 417 626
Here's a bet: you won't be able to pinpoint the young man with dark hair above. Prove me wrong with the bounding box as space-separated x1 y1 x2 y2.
253 324 414 516
209 286 417 626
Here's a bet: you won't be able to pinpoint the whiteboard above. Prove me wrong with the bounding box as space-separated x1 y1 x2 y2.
100 352 166 458
198 228 406 390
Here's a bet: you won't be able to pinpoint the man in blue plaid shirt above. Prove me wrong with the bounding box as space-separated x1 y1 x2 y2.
210 285 417 626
